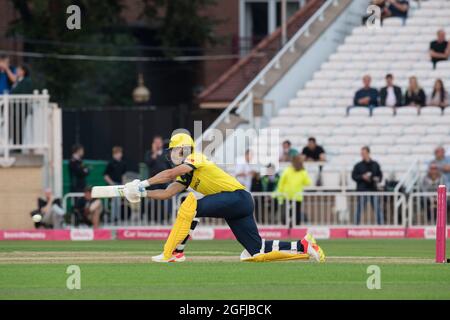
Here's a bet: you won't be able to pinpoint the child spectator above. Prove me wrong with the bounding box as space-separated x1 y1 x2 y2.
69 144 89 192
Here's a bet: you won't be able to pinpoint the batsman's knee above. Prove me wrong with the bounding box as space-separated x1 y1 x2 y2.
178 192 197 219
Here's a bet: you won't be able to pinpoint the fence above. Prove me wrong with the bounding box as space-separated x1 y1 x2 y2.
62 191 407 228
408 192 450 227
0 91 62 196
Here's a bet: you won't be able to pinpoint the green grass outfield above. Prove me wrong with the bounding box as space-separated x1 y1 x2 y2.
0 239 449 300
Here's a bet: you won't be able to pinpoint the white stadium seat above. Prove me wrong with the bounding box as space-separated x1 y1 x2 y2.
264 3 450 181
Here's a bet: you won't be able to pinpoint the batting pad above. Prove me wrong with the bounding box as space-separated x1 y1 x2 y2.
240 250 309 262
163 192 197 259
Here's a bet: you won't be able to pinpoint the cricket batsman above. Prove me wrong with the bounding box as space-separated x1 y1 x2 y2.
122 132 325 263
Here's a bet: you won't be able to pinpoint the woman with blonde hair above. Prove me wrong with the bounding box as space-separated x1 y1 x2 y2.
404 76 426 107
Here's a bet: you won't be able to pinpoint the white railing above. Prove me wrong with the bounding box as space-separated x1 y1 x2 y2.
197 0 339 145
62 190 407 228
408 192 450 227
0 90 50 166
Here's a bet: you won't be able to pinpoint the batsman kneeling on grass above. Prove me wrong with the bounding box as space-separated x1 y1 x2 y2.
115 133 324 263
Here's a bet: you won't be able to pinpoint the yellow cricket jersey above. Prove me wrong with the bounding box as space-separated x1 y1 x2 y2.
276 166 312 201
176 153 245 195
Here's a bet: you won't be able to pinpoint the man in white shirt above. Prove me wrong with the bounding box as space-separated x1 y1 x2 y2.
380 74 402 107
235 149 256 191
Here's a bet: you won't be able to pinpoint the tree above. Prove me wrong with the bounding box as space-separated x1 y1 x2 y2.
8 0 137 108
141 0 222 56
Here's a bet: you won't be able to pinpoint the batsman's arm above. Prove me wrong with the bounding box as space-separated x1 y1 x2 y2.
146 182 187 200
141 164 193 187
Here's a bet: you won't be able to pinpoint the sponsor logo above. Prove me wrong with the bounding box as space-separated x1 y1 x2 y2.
3 231 46 240
347 229 405 238
307 227 330 239
70 229 94 241
192 228 214 240
424 227 436 239
121 229 170 239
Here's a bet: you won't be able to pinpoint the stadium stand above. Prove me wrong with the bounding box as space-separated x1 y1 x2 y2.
257 0 450 189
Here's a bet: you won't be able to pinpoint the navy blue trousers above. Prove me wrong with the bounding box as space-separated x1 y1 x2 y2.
196 190 301 255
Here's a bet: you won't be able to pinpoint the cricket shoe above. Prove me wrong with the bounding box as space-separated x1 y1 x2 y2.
151 251 186 263
301 233 325 263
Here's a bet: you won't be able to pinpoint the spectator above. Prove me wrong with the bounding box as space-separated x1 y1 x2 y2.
69 144 89 192
261 163 279 192
301 137 326 162
380 74 402 107
352 146 384 225
250 172 262 192
279 140 298 162
404 76 426 107
429 29 449 69
10 65 33 94
419 162 447 223
104 146 127 222
74 186 103 228
104 146 126 186
0 55 17 94
428 79 449 109
145 136 171 189
353 75 378 109
433 146 450 188
384 0 409 19
30 189 65 229
235 149 255 191
276 155 312 225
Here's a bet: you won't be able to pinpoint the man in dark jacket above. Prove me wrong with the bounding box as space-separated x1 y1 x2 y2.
144 136 171 190
352 146 384 225
379 74 402 107
69 144 89 192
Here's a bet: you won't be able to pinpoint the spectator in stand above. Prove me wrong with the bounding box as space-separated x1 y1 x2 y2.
352 75 378 113
404 76 426 108
279 140 298 162
235 149 256 191
428 79 449 109
104 146 127 222
380 74 402 107
429 29 449 69
74 186 103 228
384 0 409 20
276 155 312 225
104 146 126 185
69 144 89 192
261 163 279 192
10 65 33 94
30 189 65 229
433 146 450 188
419 162 447 223
145 136 171 190
301 137 326 162
352 146 384 225
0 55 17 94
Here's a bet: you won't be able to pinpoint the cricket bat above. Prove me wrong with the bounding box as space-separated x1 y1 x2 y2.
91 185 125 198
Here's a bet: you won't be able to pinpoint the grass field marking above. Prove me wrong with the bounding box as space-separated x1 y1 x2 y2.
0 251 435 264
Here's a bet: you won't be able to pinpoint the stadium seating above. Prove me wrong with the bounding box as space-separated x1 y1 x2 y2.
255 0 450 187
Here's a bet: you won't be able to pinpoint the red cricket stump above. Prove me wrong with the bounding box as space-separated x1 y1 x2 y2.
436 185 447 263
